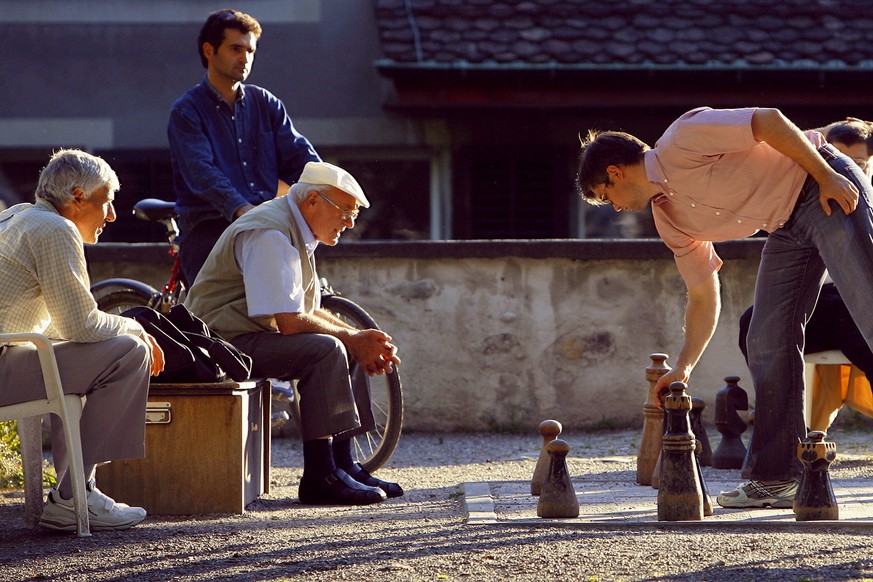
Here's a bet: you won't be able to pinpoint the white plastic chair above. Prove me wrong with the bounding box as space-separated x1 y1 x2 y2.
0 333 90 537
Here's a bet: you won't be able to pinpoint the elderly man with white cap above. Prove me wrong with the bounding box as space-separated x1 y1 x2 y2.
184 161 403 505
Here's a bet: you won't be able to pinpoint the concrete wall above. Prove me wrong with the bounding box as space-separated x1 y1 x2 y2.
86 239 765 431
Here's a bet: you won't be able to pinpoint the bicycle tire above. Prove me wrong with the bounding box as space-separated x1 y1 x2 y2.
95 288 154 315
321 294 404 473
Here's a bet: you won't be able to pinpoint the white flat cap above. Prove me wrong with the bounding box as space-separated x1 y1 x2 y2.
299 161 370 208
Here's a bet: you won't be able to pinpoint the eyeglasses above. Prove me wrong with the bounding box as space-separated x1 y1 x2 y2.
317 192 359 222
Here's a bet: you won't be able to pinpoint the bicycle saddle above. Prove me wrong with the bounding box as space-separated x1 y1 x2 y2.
133 198 178 222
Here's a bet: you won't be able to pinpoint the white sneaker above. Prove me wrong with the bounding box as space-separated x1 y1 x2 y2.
39 487 147 532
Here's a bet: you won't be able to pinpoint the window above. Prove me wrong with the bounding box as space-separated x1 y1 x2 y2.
454 147 575 239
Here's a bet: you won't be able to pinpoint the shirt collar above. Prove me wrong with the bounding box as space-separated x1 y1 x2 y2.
644 150 670 206
202 76 246 108
286 196 319 255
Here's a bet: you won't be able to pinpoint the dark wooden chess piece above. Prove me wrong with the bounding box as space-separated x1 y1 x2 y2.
694 439 713 517
711 376 748 470
638 353 670 486
537 439 579 518
690 397 713 467
794 431 839 521
531 420 562 496
657 382 704 521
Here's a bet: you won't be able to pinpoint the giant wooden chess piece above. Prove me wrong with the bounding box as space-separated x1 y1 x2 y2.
638 353 671 486
711 376 748 470
794 431 839 521
690 397 713 467
695 439 713 517
537 439 579 518
531 420 562 495
657 382 704 521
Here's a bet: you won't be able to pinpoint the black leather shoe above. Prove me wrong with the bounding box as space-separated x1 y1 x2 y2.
298 468 387 505
345 462 404 498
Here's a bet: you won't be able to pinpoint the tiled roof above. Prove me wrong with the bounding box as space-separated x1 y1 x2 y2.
374 0 873 69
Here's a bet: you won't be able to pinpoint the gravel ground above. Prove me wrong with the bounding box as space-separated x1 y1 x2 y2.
2 417 873 581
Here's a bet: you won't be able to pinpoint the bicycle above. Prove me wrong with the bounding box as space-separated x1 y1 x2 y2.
90 198 403 473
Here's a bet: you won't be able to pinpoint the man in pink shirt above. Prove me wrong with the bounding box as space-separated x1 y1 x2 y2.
576 107 871 509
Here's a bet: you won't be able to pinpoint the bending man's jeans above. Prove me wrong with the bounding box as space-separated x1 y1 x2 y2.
745 144 873 480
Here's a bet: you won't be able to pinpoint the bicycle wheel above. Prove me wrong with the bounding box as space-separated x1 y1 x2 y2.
95 288 154 315
321 294 404 473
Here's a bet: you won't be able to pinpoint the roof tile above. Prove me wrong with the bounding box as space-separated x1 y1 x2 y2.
375 0 873 68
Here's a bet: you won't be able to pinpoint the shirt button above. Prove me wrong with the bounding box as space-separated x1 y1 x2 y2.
242 161 247 166
737 219 742 223
238 138 242 143
763 223 768 227
691 203 696 208
715 211 721 216
231 116 235 120
250 182 255 187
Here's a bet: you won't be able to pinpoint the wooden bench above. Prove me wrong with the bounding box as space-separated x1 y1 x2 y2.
95 379 271 515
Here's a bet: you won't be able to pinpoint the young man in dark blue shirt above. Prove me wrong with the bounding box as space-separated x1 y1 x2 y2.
168 9 320 285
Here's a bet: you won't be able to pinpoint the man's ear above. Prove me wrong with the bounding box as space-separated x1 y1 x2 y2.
71 187 85 206
606 164 623 181
202 42 215 61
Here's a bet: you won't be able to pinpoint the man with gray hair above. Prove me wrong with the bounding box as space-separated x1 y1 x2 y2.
185 161 403 505
0 149 165 532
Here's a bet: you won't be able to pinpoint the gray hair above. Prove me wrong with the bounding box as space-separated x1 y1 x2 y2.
290 181 332 203
34 149 120 209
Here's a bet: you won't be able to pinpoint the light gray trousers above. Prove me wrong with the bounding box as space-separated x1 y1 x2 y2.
0 335 151 477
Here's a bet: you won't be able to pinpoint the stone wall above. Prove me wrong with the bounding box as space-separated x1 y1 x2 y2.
86 239 764 432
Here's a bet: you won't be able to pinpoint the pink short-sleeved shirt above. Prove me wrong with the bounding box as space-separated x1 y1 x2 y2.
646 106 824 288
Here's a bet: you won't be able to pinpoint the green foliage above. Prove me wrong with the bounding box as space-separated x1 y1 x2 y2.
0 420 24 488
0 420 56 488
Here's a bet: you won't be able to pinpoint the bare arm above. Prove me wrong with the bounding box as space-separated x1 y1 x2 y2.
751 108 858 216
653 271 720 404
274 310 400 376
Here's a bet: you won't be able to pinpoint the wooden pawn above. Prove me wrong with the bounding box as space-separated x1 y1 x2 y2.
531 420 562 495
638 353 671 486
537 439 579 518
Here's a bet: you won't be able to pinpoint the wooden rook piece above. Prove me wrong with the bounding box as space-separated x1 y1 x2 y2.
690 397 713 467
531 420 562 495
638 353 671 486
537 439 579 518
711 375 748 470
657 382 704 521
794 431 839 521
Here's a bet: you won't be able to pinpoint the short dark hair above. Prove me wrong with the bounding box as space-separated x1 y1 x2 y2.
826 121 873 156
198 9 263 68
575 130 649 204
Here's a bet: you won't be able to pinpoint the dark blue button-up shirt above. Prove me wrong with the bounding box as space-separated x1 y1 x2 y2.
167 78 320 242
